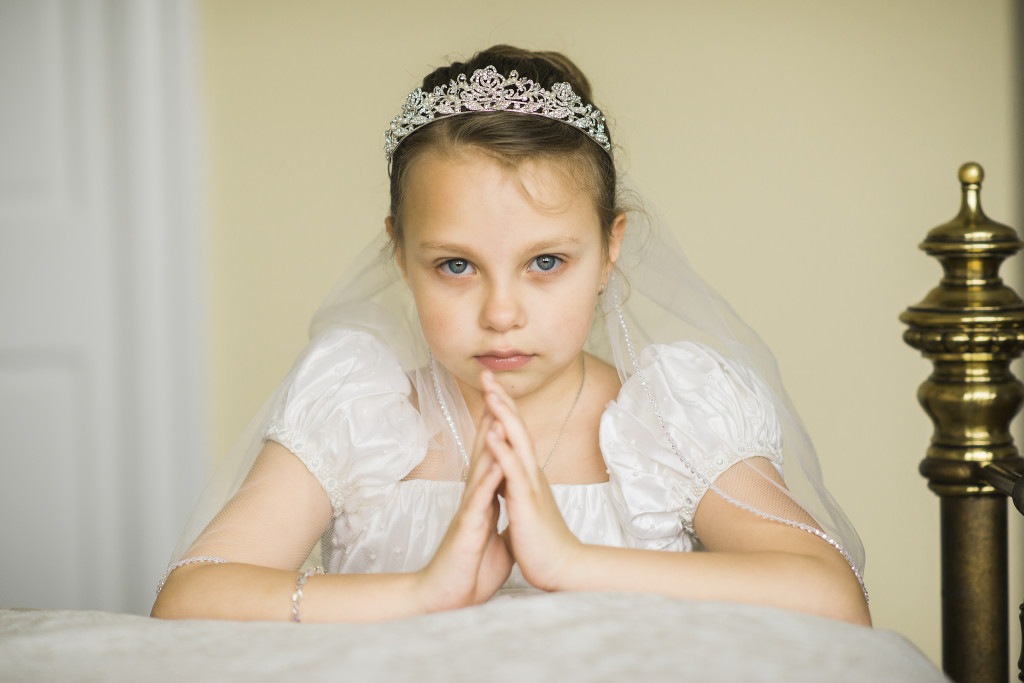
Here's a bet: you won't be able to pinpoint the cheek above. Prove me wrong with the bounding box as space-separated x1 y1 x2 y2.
543 280 598 342
408 281 469 351
413 292 451 334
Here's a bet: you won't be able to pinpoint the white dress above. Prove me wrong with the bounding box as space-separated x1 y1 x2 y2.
264 328 783 589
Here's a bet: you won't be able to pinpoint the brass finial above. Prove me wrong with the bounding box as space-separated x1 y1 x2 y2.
900 162 1024 493
900 162 1024 682
955 162 985 224
922 162 1018 248
959 161 983 185
913 162 1022 311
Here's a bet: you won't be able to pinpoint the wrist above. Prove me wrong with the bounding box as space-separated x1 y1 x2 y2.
290 566 325 623
410 567 438 615
549 539 588 592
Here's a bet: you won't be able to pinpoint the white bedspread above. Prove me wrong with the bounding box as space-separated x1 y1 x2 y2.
1 591 945 682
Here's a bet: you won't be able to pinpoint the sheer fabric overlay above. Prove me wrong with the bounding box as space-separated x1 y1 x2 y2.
166 195 867 599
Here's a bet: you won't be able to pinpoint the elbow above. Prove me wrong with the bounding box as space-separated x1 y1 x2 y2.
818 588 872 626
835 586 872 627
850 607 873 628
150 574 201 620
149 562 222 620
150 590 189 620
805 556 872 627
150 594 174 619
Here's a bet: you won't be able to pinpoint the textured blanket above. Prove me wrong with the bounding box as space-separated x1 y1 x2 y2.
1 591 944 682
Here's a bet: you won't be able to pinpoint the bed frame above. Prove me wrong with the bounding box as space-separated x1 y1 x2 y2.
902 162 1024 683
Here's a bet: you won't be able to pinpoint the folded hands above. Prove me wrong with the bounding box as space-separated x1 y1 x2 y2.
416 369 583 612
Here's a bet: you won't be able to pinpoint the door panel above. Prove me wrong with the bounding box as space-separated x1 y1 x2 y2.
0 0 204 614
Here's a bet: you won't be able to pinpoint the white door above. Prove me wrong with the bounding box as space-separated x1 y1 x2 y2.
0 0 204 614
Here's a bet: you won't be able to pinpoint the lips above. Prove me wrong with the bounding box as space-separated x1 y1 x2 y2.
475 350 534 371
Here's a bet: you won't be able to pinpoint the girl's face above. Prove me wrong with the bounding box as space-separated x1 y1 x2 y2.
392 151 623 402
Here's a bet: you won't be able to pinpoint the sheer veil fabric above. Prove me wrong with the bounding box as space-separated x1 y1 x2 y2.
167 190 867 596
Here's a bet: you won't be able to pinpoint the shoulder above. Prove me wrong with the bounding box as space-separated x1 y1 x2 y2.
266 327 427 515
287 327 412 398
608 341 778 417
600 341 783 540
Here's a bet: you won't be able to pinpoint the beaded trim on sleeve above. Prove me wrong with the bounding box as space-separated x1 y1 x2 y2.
155 556 227 594
429 354 471 480
266 423 346 515
676 441 784 536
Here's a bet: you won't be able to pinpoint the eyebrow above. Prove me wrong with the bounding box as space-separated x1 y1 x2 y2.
416 236 584 254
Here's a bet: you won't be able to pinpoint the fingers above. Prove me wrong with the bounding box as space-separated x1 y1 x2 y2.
463 413 506 514
464 413 493 484
486 420 537 498
484 420 513 471
479 371 538 472
479 370 519 420
464 449 502 511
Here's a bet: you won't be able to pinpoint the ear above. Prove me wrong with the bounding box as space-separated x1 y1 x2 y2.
605 212 626 271
385 216 407 276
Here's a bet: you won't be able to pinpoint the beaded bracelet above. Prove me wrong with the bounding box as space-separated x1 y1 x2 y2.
155 556 227 595
291 566 325 623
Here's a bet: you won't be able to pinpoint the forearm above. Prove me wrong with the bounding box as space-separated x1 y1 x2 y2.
151 562 426 623
556 544 871 626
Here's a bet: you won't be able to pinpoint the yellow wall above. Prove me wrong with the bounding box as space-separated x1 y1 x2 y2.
199 0 1020 666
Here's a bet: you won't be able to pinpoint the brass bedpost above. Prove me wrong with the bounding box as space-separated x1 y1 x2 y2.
901 162 1024 682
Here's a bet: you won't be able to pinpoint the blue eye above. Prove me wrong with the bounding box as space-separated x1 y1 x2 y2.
529 255 562 272
440 259 474 275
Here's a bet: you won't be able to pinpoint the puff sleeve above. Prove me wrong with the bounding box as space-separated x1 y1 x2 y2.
264 328 428 517
600 342 783 548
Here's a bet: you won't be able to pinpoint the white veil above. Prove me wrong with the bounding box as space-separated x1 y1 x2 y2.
165 188 866 598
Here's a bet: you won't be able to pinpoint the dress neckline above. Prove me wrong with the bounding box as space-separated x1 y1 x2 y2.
395 478 611 490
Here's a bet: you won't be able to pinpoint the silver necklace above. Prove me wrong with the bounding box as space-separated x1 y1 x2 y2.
430 353 586 478
541 353 586 471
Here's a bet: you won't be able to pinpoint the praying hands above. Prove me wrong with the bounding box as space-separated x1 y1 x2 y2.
417 368 589 610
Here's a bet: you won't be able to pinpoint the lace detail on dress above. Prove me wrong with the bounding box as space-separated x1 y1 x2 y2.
266 422 348 515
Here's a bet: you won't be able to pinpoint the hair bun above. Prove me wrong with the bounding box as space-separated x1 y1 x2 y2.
422 45 595 106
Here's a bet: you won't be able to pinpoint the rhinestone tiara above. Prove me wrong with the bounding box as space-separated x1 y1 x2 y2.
384 65 611 170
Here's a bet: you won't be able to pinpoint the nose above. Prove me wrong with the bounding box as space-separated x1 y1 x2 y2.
479 280 526 332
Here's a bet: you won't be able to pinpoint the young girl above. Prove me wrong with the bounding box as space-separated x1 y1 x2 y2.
152 45 871 626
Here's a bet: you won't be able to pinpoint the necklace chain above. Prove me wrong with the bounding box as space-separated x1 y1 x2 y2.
430 353 586 478
541 353 586 471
